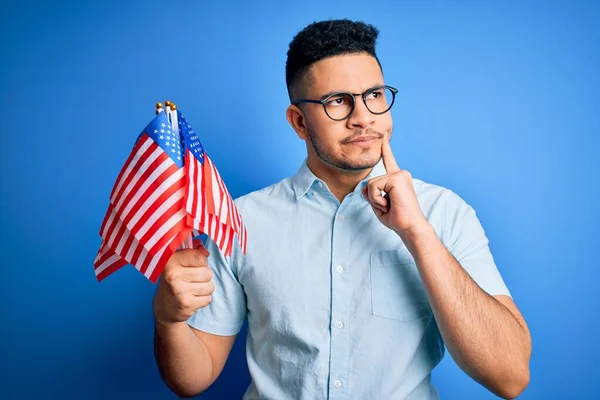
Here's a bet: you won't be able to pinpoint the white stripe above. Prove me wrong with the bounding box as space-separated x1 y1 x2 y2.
211 159 229 225
185 151 196 212
194 157 204 221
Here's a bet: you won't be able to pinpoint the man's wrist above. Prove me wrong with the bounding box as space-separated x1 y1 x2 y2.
398 221 442 259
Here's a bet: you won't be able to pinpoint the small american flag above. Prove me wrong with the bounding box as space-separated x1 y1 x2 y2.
94 109 247 283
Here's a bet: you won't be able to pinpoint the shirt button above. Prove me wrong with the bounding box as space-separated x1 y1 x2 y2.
336 265 344 273
338 214 345 222
336 320 344 329
334 380 342 388
311 191 316 196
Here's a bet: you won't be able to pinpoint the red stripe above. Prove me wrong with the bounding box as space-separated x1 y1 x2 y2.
213 163 232 229
225 227 234 257
190 151 200 220
200 169 207 231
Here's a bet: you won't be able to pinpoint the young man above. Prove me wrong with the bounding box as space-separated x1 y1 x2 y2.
153 19 531 399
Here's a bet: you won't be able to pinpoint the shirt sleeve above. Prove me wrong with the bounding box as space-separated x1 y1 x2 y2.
186 233 247 336
445 190 512 298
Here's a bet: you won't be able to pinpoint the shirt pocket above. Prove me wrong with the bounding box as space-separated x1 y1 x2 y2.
370 249 432 322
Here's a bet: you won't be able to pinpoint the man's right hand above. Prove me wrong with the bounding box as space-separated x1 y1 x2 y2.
153 240 214 326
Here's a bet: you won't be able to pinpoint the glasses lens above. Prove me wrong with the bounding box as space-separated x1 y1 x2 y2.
324 93 354 120
365 87 395 114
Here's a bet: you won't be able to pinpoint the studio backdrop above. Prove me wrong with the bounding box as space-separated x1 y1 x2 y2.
1 1 598 399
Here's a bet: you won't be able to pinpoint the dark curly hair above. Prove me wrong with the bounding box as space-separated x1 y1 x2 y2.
285 19 382 102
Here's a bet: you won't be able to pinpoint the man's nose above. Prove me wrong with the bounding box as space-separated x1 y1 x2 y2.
347 98 375 129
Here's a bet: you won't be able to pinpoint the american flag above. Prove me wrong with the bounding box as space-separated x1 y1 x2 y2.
93 110 247 283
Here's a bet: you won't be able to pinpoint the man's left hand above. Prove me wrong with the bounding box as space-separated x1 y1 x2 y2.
362 131 430 238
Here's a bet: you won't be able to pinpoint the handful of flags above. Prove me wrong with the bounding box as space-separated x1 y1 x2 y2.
93 101 247 283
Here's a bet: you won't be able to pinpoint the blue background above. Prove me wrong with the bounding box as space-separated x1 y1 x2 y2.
1 1 598 399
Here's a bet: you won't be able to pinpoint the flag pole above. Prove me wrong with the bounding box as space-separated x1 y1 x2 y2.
162 100 194 250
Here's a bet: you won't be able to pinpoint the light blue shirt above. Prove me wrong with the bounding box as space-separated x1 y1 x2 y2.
187 158 511 399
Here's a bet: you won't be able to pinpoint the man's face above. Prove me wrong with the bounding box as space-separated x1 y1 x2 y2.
301 53 393 171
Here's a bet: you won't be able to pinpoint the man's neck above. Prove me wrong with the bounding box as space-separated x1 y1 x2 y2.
306 155 372 203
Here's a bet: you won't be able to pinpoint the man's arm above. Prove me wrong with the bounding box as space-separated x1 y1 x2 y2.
154 321 236 398
152 243 239 398
404 226 531 399
365 133 531 398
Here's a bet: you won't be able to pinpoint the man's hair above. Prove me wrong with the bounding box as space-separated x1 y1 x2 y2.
285 19 381 102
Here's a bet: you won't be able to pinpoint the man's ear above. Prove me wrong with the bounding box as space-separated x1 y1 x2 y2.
286 104 309 140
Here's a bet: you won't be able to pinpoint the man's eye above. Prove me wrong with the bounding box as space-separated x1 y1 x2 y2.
327 97 348 106
367 90 383 100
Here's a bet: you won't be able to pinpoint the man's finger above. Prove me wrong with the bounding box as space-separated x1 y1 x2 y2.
181 266 213 283
366 182 389 212
176 248 209 268
381 130 401 173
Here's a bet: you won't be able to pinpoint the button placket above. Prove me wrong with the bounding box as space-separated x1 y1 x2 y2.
328 202 351 399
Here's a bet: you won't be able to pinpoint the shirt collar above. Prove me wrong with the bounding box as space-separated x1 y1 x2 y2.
292 158 387 200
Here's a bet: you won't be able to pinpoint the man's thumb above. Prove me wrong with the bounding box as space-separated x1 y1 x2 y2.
192 239 211 257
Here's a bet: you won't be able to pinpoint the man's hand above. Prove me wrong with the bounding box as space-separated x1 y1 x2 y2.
362 131 429 238
153 240 215 326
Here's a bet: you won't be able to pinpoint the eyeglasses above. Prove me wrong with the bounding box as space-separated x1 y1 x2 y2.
292 85 398 121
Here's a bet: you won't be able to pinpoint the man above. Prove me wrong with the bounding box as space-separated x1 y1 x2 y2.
153 19 531 399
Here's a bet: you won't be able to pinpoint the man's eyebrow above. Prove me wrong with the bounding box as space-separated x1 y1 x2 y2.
318 83 385 100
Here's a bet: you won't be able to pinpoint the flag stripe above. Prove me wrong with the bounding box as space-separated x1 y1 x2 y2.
111 137 158 206
115 152 173 224
109 136 153 201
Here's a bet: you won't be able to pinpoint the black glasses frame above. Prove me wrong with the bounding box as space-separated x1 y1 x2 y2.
292 85 398 121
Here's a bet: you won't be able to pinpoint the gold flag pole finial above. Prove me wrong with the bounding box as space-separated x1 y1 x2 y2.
155 101 164 115
169 102 177 111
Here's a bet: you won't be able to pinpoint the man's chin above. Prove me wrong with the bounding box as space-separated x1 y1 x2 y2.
334 157 379 172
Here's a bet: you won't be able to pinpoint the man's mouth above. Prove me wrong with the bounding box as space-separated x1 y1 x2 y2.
348 136 380 143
